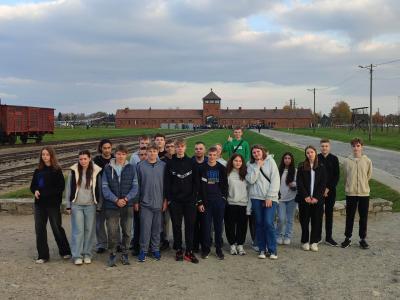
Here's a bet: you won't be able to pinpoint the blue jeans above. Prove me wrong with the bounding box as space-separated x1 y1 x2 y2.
251 199 277 255
71 204 96 259
277 199 297 239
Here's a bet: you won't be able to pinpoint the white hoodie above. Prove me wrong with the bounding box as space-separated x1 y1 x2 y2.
246 155 280 203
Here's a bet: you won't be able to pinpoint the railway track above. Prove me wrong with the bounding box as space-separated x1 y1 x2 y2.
0 130 209 191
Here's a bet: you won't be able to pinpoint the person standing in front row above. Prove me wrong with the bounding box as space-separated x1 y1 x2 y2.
197 146 228 260
93 139 114 254
296 145 326 253
276 152 297 246
341 138 372 250
165 138 199 263
246 144 280 260
102 144 138 267
30 146 71 264
225 153 249 256
65 150 102 265
136 143 167 262
318 139 340 246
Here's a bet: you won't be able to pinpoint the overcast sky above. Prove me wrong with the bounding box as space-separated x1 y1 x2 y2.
0 0 399 115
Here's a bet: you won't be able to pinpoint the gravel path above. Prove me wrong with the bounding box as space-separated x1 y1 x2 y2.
254 129 400 193
1 212 399 299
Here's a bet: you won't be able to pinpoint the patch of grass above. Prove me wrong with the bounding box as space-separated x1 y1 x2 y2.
3 129 400 211
277 128 400 151
0 187 32 199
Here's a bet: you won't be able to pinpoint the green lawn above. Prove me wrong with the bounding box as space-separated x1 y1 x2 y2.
3 129 400 211
277 127 400 151
14 127 183 144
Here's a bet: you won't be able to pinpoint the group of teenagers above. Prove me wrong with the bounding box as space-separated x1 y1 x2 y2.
30 127 373 267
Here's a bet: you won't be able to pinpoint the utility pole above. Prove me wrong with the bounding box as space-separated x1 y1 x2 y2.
307 88 316 133
359 64 376 141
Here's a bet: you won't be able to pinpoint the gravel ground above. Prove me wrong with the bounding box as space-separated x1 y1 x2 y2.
0 212 399 300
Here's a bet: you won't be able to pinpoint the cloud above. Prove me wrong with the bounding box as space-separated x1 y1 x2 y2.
0 0 399 114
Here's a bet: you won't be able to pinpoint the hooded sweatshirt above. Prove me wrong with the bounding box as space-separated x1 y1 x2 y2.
245 156 280 203
102 158 138 209
136 159 166 209
343 154 372 197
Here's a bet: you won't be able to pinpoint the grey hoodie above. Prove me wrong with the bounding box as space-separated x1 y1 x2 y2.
136 159 166 209
246 155 280 203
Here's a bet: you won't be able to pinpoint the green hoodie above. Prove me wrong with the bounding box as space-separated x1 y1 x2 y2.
223 138 250 162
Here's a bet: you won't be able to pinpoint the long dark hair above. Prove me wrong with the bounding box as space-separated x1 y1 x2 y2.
38 146 61 170
303 145 319 171
78 150 93 189
279 152 295 185
226 153 247 180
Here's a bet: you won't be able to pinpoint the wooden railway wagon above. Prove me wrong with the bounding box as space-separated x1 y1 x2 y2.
0 104 54 144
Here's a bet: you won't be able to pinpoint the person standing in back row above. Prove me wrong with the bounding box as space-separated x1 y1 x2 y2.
341 138 372 250
93 139 114 254
317 139 340 246
223 127 250 162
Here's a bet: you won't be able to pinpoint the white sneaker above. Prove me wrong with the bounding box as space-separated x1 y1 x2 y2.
63 255 72 260
310 243 319 252
230 245 238 255
74 258 83 265
302 243 310 251
283 238 291 245
84 257 92 264
276 237 283 245
237 245 246 256
269 254 278 260
35 259 47 264
258 251 266 259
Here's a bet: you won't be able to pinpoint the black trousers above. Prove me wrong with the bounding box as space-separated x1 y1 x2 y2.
224 205 248 245
34 204 71 260
318 189 336 240
299 202 323 244
345 196 369 240
132 210 140 251
169 201 197 252
193 211 202 251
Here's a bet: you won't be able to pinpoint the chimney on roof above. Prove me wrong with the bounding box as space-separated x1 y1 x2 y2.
226 107 229 111
263 107 266 112
239 106 242 111
149 107 152 111
274 107 277 112
290 99 293 109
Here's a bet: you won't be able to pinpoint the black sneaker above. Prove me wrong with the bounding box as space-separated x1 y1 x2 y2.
216 248 224 260
160 240 170 251
325 238 338 247
175 249 184 261
341 238 352 248
96 248 106 254
184 251 199 264
108 253 117 267
201 250 210 259
359 239 370 249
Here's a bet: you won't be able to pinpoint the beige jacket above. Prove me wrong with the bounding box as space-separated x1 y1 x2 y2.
343 155 372 197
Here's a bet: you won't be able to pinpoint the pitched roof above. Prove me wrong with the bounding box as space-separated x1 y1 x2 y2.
202 89 221 101
116 108 203 119
220 108 312 119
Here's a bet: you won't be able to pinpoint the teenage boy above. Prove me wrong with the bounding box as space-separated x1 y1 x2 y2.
135 144 167 262
130 147 147 256
223 127 250 162
163 139 176 161
154 133 169 250
93 139 114 254
192 141 207 252
165 138 199 263
341 138 373 249
130 135 150 165
197 146 228 260
318 139 340 246
102 144 138 266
